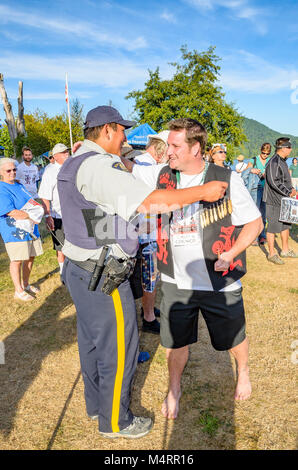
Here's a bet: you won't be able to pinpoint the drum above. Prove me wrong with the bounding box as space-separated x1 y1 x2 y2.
279 197 298 224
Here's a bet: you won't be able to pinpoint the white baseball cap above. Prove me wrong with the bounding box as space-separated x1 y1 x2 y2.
147 130 170 146
52 143 69 156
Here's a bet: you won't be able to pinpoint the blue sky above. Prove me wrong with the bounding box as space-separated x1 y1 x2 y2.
1 0 298 135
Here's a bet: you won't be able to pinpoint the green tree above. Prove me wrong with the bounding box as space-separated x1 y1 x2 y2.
0 125 14 156
4 100 85 159
126 45 246 158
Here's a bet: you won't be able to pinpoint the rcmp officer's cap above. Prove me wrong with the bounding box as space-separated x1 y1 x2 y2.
84 106 136 131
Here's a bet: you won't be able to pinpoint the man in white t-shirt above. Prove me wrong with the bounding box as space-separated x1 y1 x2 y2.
38 143 69 273
16 147 40 198
130 118 262 420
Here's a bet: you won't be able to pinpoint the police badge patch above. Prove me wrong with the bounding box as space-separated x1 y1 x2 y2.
112 162 129 172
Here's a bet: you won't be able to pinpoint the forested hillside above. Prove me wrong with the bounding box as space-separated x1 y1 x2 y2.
234 117 298 159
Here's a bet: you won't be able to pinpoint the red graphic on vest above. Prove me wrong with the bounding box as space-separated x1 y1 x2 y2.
212 225 243 276
156 217 169 265
159 173 176 190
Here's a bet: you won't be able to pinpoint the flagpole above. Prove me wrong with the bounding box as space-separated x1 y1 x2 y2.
65 73 73 154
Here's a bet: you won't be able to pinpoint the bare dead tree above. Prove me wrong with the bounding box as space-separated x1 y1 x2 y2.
16 81 26 137
0 74 26 152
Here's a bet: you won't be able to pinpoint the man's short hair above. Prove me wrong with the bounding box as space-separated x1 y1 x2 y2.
22 146 32 154
275 137 292 149
168 118 207 154
84 122 118 141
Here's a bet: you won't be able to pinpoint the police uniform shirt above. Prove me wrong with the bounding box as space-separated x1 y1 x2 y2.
62 139 153 261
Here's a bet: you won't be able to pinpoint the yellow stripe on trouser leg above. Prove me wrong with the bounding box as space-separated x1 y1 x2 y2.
111 288 125 433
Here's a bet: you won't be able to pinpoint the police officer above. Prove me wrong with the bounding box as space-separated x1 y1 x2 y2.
57 105 227 439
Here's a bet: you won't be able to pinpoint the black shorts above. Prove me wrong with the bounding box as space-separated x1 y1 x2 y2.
266 204 291 233
51 218 65 251
160 282 246 351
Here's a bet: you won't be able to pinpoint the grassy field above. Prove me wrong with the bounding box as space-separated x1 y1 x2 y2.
0 229 297 450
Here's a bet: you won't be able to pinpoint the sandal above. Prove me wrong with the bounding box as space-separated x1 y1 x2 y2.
267 254 285 265
14 290 34 302
24 284 40 294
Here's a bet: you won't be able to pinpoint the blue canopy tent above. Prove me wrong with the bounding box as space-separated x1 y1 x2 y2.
35 151 50 166
126 123 157 148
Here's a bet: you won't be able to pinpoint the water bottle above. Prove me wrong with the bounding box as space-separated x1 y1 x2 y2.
141 242 158 292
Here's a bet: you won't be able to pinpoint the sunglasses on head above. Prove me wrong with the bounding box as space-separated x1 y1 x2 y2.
5 169 17 173
211 143 227 152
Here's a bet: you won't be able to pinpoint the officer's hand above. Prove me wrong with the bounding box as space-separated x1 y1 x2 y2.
290 189 297 198
201 181 228 202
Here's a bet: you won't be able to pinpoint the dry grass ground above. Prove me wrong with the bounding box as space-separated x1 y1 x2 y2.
0 228 297 451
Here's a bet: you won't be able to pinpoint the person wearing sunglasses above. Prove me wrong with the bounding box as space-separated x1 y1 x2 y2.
209 143 230 169
246 143 272 245
0 158 43 301
263 137 297 264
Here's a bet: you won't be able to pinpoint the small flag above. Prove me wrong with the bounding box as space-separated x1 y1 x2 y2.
65 81 69 104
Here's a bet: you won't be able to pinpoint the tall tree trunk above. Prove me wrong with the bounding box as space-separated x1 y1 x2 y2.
0 73 18 146
16 81 26 137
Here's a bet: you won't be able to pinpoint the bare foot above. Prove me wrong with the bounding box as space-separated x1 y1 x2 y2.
234 367 252 400
161 390 181 419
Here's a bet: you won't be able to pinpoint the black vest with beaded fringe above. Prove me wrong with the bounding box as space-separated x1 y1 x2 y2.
156 163 246 291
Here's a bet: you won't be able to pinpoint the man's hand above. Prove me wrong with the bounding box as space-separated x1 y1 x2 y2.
120 156 134 172
46 216 55 231
72 141 83 154
201 181 228 202
290 189 297 198
214 251 233 272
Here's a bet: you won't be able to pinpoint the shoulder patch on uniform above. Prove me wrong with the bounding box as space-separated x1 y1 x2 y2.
112 162 129 172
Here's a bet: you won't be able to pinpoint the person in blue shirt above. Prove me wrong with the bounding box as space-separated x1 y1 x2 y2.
0 158 43 301
246 143 272 245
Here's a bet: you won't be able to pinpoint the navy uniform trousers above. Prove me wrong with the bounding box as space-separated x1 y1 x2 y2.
62 258 139 433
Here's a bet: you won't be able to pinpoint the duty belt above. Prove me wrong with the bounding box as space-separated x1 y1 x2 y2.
67 257 99 273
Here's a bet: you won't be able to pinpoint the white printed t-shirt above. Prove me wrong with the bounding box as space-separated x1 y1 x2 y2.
16 161 39 199
38 161 62 218
134 152 156 166
132 163 260 292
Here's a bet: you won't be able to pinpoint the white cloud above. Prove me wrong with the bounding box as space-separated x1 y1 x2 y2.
0 53 148 88
160 12 177 23
220 50 298 93
184 0 268 33
2 90 93 101
0 4 147 51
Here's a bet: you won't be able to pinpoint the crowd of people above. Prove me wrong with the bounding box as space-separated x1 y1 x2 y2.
0 105 297 440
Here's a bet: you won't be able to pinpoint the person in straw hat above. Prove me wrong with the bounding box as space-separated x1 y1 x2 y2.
235 155 248 173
